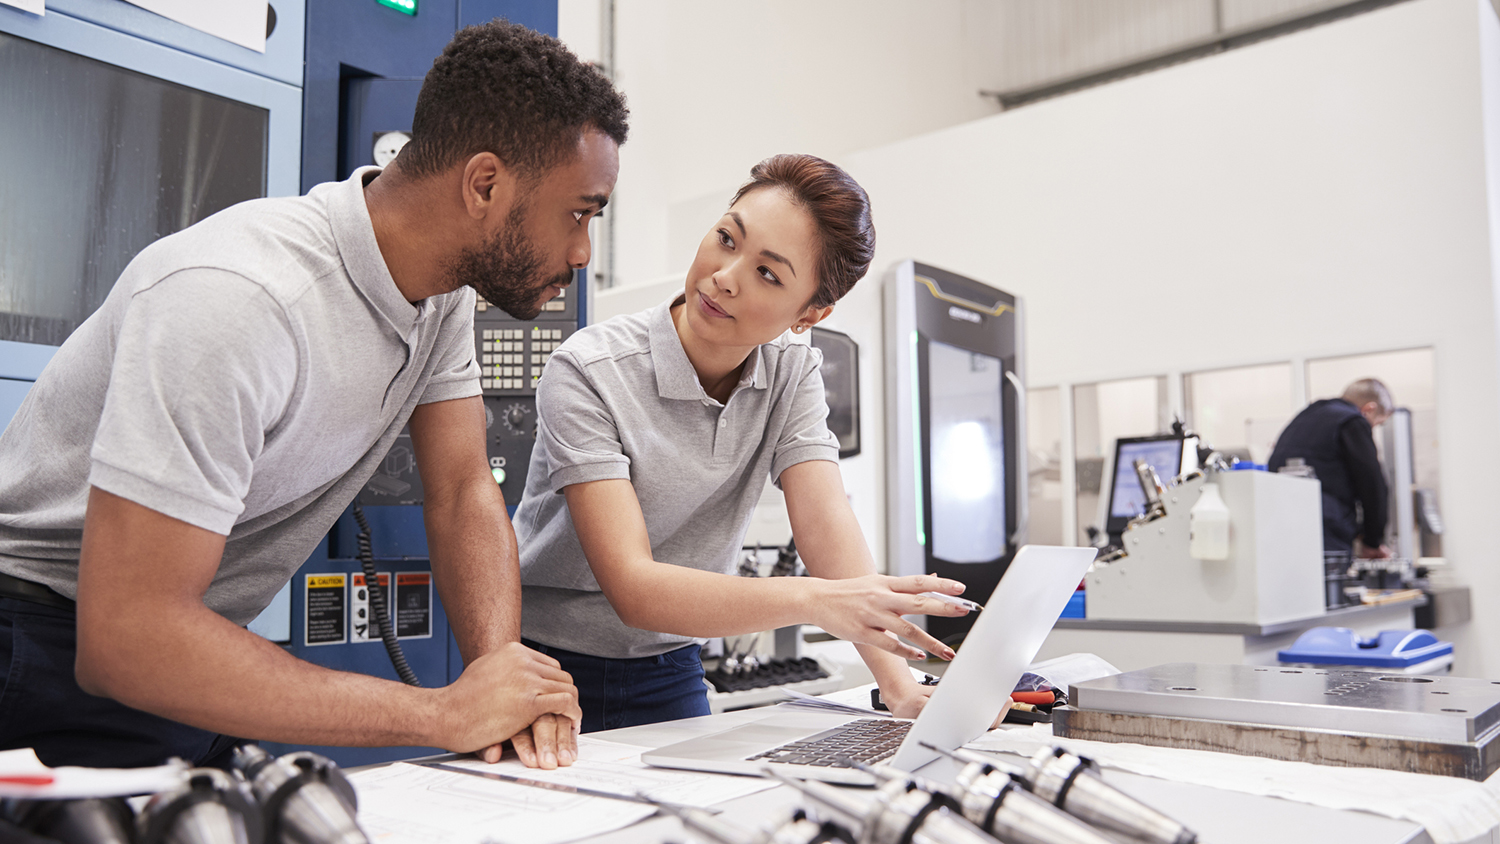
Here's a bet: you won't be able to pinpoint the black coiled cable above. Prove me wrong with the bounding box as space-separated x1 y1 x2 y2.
351 502 421 687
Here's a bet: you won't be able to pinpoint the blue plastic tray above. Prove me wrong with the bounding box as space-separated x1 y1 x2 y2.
1059 590 1086 619
1277 626 1452 668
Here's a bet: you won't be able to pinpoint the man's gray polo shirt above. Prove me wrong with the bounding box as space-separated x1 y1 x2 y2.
516 295 839 658
0 167 480 625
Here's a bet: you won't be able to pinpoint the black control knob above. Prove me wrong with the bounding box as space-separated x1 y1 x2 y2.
506 406 527 429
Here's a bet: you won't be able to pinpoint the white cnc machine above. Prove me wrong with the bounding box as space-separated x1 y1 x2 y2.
1085 469 1325 626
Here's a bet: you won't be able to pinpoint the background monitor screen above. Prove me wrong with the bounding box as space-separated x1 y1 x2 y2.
0 31 268 347
1107 436 1184 523
927 339 1007 563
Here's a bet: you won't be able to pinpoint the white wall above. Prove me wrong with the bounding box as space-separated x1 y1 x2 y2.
832 0 1500 676
566 0 1001 289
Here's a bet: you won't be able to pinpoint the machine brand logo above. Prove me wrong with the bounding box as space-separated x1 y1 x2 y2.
948 305 982 324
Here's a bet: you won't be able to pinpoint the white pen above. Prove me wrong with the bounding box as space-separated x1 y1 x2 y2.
921 591 984 612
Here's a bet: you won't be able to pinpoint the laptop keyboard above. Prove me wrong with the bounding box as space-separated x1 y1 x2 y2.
746 718 912 768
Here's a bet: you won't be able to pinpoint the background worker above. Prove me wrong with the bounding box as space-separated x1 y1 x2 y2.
1268 378 1394 558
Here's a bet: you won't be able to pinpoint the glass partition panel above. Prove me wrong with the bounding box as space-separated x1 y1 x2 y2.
1184 362 1293 465
1072 376 1169 544
1026 386 1063 545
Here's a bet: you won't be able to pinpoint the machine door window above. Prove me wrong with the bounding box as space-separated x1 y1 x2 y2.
927 339 1007 564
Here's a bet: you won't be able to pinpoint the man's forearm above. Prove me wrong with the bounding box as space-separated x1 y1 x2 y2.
75 487 459 748
81 598 449 747
78 481 576 760
425 474 521 663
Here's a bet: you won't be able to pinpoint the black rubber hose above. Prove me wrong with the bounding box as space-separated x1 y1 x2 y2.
351 503 421 687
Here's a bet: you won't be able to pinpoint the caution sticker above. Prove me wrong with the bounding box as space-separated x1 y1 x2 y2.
350 573 391 643
395 573 432 640
304 574 347 646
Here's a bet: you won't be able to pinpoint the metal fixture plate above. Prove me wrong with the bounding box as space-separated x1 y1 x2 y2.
1052 705 1498 780
1068 663 1500 743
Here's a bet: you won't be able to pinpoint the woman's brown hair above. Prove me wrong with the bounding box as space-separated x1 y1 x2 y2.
730 154 875 308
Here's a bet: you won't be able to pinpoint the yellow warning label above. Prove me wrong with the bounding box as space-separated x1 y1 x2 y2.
307 575 346 588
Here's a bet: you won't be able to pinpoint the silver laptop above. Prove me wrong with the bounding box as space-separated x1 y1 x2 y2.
642 545 1097 784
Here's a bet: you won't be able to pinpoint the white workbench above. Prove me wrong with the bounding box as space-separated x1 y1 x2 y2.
567 705 1468 844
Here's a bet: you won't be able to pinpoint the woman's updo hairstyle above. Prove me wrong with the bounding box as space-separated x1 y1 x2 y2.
730 154 874 309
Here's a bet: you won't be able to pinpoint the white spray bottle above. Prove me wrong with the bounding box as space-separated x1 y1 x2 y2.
1189 481 1231 560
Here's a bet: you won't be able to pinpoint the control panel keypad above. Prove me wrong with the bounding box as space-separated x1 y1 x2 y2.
471 279 579 508
473 295 574 396
479 327 534 390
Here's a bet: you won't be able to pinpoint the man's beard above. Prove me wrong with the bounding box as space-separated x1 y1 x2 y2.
450 202 573 320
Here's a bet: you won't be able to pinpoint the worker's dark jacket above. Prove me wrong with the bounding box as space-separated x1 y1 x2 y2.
1267 398 1387 552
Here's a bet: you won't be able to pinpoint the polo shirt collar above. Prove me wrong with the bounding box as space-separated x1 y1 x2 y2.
328 166 422 337
649 295 769 403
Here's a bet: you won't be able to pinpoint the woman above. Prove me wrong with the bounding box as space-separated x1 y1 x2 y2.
513 154 972 739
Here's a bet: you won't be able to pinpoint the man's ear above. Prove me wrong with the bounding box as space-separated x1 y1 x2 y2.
460 152 518 221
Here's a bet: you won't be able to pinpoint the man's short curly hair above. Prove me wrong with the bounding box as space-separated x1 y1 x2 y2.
399 20 628 179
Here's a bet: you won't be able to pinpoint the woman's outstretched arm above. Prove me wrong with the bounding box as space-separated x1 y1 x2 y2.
780 459 963 719
563 476 968 662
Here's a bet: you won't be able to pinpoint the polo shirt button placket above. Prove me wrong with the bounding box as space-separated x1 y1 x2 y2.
713 412 729 458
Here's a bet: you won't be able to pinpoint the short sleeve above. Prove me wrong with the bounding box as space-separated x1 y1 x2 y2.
534 351 632 491
88 270 298 535
417 287 481 406
770 348 840 487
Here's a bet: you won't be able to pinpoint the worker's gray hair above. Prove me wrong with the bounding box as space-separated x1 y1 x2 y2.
1342 378 1394 414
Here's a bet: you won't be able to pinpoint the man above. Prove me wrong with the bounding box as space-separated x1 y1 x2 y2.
1268 378 1393 558
0 21 626 770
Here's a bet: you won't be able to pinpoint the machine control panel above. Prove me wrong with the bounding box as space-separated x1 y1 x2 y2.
358 277 583 509
472 281 579 506
477 324 569 391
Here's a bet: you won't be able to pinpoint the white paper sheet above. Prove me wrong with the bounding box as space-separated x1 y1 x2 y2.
349 738 778 844
0 0 44 16
1026 652 1121 693
441 736 778 808
777 685 890 717
775 664 945 717
967 723 1500 844
0 748 187 798
350 763 655 844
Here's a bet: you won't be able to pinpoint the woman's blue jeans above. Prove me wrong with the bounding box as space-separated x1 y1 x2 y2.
522 639 711 732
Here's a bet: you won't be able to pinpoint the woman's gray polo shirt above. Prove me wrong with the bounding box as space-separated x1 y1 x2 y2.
516 296 840 658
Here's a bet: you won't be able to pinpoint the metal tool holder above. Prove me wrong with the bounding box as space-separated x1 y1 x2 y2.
140 767 263 844
1 797 135 844
652 802 856 844
233 745 369 844
769 770 1002 844
855 756 1127 844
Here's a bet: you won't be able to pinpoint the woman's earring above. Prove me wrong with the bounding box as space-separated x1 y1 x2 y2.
793 325 807 334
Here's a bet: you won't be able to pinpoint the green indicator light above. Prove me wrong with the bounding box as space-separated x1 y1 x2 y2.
376 0 417 16
910 330 926 547
491 467 506 485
